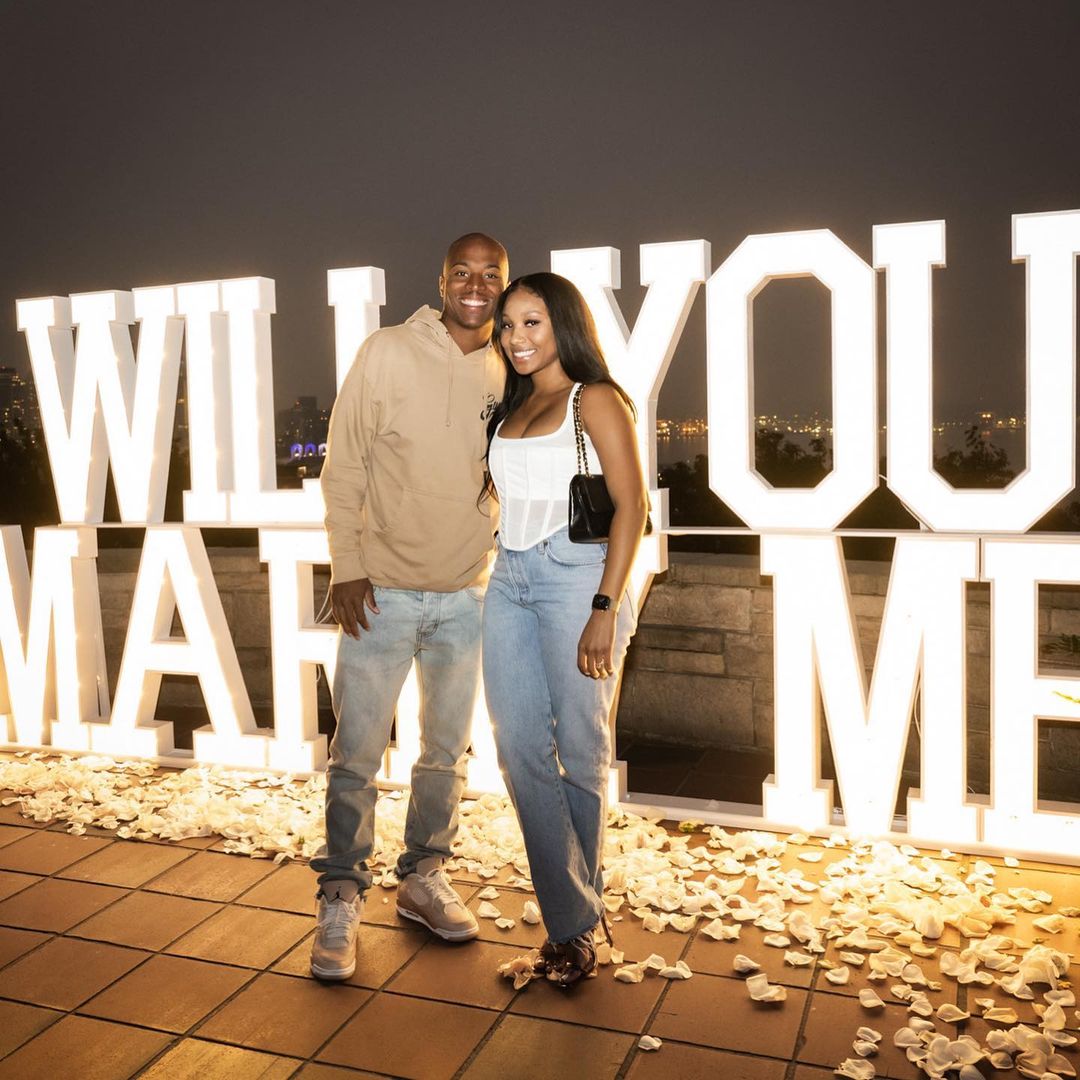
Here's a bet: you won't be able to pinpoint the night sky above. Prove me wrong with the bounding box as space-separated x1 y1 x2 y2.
2 0 1079 425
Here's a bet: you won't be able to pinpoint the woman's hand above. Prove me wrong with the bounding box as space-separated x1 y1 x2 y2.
578 609 618 678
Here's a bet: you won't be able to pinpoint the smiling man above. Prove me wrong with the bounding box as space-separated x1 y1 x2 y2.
310 233 509 980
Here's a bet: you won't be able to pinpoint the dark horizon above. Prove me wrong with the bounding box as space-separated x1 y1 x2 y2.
2 1 1079 425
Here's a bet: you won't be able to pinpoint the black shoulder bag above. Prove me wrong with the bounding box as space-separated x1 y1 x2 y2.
568 384 652 544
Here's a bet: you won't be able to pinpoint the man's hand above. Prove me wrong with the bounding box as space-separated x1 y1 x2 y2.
331 578 380 638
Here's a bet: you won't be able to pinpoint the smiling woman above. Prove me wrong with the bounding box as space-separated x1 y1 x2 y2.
482 271 650 988
498 290 561 384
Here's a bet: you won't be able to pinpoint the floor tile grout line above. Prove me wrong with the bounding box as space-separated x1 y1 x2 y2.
127 1033 194 1080
0 827 225 953
0 914 308 1002
613 913 700 1078
6 896 358 1074
6 797 1080 1078
63 890 229 954
0 871 879 1075
178 885 420 1057
440 916 601 1080
72 890 399 1078
272 914 456 1072
785 961 823 1080
0 937 173 1068
54 829 203 881
0 868 51 905
447 952 582 1080
0 995 66 1065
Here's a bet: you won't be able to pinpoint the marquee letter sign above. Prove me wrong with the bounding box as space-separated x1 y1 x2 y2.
5 211 1080 861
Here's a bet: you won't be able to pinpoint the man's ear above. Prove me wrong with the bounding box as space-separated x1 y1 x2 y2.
437 274 445 300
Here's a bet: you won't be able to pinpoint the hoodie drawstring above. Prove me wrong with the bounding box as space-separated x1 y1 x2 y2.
445 335 454 426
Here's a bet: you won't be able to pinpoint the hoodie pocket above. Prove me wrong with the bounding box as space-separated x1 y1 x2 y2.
378 487 492 575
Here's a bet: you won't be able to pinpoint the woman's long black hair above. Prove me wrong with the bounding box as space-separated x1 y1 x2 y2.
482 272 635 500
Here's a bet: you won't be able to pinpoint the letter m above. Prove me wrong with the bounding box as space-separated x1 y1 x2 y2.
0 527 108 748
759 534 979 843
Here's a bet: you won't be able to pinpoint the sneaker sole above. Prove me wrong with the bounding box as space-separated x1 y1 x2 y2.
396 904 480 941
310 959 356 981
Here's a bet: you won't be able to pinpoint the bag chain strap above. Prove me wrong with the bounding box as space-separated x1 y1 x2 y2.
572 384 590 477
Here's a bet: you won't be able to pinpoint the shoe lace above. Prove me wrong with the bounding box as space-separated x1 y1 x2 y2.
318 896 357 945
425 870 463 911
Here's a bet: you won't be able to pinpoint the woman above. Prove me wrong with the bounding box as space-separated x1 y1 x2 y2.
482 272 649 987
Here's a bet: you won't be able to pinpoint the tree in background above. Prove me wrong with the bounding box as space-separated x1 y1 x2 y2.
932 424 1016 489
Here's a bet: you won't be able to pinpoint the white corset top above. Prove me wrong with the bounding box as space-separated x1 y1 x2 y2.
489 384 602 550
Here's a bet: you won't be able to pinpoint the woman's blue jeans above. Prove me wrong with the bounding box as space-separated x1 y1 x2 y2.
311 584 484 891
482 528 636 943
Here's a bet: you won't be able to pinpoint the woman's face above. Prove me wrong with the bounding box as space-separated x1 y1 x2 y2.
499 289 561 379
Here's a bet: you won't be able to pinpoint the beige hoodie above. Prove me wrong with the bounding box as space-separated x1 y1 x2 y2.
321 306 504 591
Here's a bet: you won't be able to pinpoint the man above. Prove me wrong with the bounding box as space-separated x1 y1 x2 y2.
310 233 509 980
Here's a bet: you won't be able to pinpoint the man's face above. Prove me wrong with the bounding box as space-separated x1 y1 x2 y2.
439 237 508 336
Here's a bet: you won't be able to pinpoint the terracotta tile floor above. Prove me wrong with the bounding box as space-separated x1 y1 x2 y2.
1 806 1079 1079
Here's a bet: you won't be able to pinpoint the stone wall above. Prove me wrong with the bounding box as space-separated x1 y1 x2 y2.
96 546 333 723
92 546 1080 800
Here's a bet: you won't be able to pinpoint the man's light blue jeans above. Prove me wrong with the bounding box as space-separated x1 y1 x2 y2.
311 585 484 891
482 529 636 943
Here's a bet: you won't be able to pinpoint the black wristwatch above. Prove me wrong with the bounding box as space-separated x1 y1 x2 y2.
591 593 613 612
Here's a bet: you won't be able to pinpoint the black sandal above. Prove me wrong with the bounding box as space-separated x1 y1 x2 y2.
549 918 613 989
531 939 559 975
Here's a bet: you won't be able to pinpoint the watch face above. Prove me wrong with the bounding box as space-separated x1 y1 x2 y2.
592 593 612 611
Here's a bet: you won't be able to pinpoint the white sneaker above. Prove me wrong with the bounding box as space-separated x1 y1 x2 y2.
310 890 362 980
396 857 479 941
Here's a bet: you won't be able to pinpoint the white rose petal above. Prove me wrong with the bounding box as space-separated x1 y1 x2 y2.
833 1058 875 1079
907 995 934 1018
1033 913 1066 934
1045 989 1076 1007
1048 1030 1078 1049
762 933 791 948
659 961 693 980
1048 1051 1077 1077
935 1003 970 1023
745 973 787 1003
1042 1002 1067 1031
701 920 740 942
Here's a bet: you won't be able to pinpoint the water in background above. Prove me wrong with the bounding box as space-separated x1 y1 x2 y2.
655 428 1030 471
